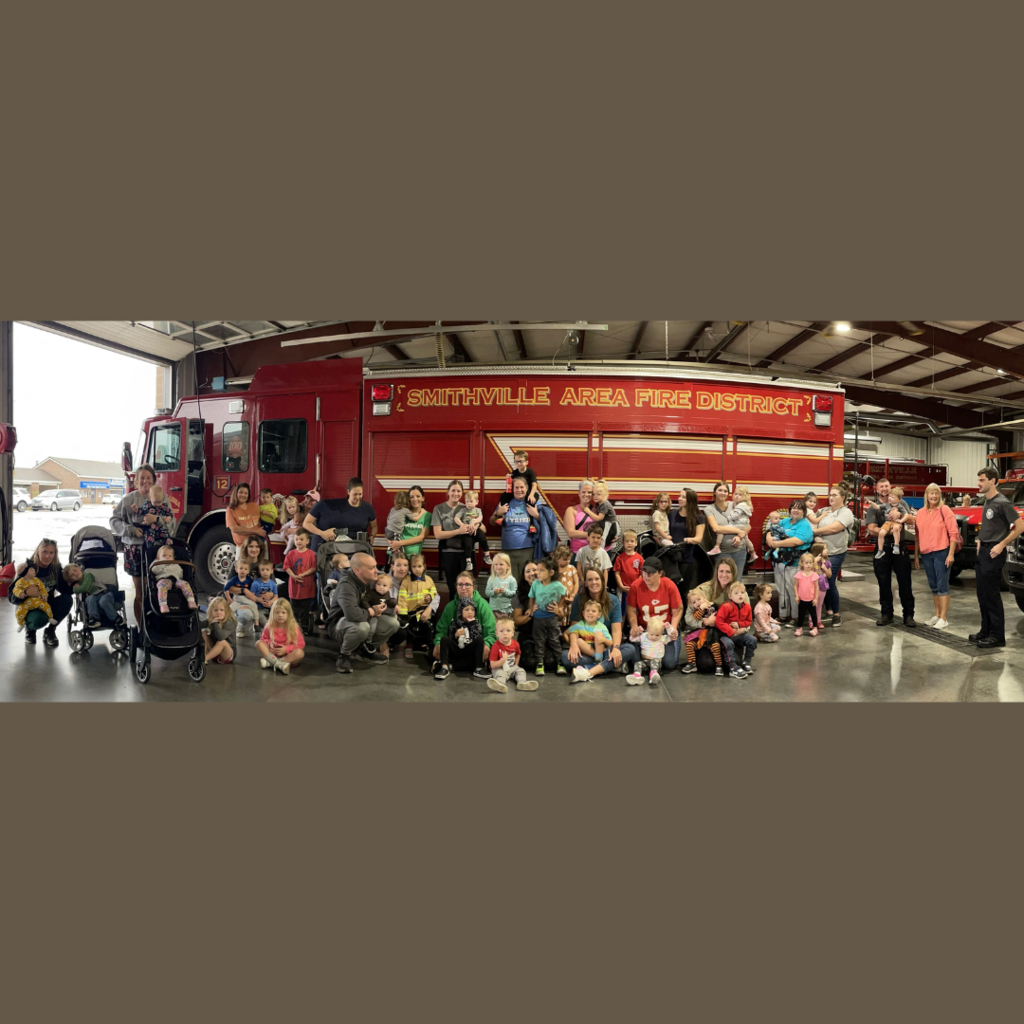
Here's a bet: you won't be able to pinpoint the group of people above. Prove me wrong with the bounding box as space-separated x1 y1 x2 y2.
8 449 1022 681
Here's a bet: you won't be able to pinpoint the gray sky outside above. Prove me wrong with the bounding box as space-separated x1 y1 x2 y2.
14 323 160 468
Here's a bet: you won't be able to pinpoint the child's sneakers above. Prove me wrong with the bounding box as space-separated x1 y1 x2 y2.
572 666 591 683
483 553 493 566
809 627 818 636
556 664 567 676
648 671 661 687
517 678 539 691
627 671 645 685
715 666 724 677
681 662 697 674
874 549 885 560
535 663 545 676
729 666 748 679
274 658 290 675
488 677 508 693
707 545 721 556
742 662 755 674
260 658 271 670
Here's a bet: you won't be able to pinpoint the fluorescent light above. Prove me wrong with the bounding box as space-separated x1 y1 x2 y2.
997 369 1006 374
835 321 852 333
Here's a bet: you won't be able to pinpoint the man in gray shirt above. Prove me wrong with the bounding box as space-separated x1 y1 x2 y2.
970 467 1024 649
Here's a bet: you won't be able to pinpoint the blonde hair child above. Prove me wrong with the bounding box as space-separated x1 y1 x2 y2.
203 595 237 663
792 552 821 636
256 597 306 674
650 492 672 546
485 552 517 617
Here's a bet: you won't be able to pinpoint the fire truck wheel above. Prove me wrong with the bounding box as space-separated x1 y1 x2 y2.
948 565 962 580
1015 592 1024 614
193 525 237 596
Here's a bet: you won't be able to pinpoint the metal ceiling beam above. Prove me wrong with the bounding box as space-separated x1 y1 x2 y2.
629 321 649 357
676 321 713 359
862 352 929 379
948 376 1010 395
280 322 609 348
849 321 1024 379
445 333 473 362
702 322 748 363
812 341 874 373
842 384 987 430
510 323 528 359
755 321 830 368
384 344 410 361
577 330 586 358
903 364 979 389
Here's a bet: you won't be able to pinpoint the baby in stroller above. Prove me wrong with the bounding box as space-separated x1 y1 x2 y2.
151 544 199 614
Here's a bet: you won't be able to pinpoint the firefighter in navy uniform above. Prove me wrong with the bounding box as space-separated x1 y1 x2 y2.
970 468 1024 649
866 477 917 627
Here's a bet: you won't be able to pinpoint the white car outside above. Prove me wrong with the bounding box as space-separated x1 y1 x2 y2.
14 487 31 512
31 488 82 512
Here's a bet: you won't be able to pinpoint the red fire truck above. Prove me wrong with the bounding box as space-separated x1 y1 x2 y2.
123 360 845 595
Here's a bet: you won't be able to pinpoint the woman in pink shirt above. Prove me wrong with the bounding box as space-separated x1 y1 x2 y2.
912 483 959 629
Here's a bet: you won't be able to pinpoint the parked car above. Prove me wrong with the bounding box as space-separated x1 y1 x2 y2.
31 488 82 512
102 493 120 505
13 487 30 512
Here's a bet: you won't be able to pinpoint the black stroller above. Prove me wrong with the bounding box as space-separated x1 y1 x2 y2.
129 538 205 684
67 524 129 655
318 534 374 638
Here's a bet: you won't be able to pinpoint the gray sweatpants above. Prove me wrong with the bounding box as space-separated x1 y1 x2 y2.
335 614 400 655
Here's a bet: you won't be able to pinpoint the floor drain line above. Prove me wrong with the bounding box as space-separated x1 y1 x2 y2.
840 599 1003 657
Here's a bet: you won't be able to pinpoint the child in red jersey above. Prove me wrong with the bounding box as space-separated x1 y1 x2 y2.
487 617 538 693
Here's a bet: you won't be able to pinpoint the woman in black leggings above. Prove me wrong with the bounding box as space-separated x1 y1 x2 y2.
430 480 475 601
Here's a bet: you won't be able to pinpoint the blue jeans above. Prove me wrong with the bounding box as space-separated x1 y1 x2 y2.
920 549 951 597
560 642 639 675
823 550 846 614
722 633 757 666
714 548 746 579
86 591 118 624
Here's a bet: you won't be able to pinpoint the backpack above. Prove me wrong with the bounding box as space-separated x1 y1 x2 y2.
693 626 724 674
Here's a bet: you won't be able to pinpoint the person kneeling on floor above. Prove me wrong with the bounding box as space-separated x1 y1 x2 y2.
431 571 496 682
334 552 400 674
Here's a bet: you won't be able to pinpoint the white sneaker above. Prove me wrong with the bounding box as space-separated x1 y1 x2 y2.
573 666 591 683
627 672 644 686
260 658 271 670
487 678 508 693
934 618 948 629
926 615 939 626
516 678 539 691
275 658 290 675
236 626 247 638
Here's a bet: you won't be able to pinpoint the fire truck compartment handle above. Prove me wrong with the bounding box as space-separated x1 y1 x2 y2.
169 486 183 492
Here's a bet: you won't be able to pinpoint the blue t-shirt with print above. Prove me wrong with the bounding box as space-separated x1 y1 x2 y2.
501 498 533 551
529 579 567 619
249 578 278 600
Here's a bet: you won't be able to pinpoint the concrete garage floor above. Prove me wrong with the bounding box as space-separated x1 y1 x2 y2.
2 554 1022 702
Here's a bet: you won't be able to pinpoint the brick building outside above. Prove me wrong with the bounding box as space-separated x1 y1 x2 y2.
14 458 125 504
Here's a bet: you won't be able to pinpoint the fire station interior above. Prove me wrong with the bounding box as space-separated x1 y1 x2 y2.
4 319 1024 703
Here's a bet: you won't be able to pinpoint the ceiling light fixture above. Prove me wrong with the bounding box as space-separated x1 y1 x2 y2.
835 321 852 333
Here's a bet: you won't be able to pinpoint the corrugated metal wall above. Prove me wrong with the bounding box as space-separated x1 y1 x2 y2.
854 431 993 486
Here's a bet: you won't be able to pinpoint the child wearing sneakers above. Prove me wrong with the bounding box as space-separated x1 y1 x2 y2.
753 583 782 642
487 617 538 693
454 490 491 569
627 614 667 687
715 583 756 676
875 487 908 558
793 552 823 636
151 544 198 614
681 589 727 676
567 600 614 683
528 557 567 676
256 597 305 674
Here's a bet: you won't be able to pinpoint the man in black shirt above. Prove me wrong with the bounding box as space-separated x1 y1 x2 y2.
866 478 917 627
970 467 1024 648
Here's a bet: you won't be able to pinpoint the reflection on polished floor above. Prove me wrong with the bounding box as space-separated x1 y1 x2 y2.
2 555 1022 703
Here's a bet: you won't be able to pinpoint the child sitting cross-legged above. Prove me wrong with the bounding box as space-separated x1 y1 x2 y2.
681 589 727 677
249 558 280 627
256 597 305 675
202 595 237 664
567 599 614 684
487 616 538 693
752 583 782 642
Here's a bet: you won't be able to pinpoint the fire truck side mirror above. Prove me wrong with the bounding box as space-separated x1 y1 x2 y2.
122 442 133 473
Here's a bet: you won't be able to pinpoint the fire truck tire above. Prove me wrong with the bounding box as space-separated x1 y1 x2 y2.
948 565 962 580
193 525 237 596
1015 591 1024 614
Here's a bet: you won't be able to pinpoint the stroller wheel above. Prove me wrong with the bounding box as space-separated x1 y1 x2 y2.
133 657 150 684
188 658 206 682
69 630 85 652
83 631 94 651
109 629 128 653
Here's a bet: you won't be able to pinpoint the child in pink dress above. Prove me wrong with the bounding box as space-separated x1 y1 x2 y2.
793 553 822 637
752 583 782 642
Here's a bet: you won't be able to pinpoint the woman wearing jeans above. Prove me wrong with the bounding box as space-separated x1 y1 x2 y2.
913 482 960 629
813 485 855 627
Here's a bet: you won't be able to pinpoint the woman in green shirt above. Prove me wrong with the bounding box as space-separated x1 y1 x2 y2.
387 486 431 558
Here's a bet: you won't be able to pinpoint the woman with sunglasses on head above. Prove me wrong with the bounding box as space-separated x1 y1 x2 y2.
9 537 76 646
